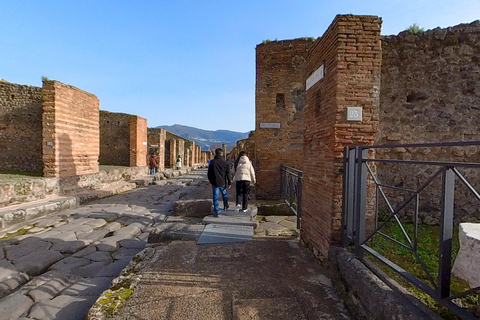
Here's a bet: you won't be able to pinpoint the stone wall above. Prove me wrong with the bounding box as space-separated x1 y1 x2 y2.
301 15 382 256
42 80 99 178
377 20 480 224
255 38 315 199
0 80 43 172
99 111 130 166
0 166 148 207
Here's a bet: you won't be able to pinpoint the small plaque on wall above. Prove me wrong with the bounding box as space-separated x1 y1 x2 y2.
260 122 281 129
346 107 362 121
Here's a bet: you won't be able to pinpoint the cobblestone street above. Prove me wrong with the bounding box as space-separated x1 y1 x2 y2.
0 170 208 320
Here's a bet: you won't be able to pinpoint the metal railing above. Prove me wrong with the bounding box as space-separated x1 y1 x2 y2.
341 141 480 320
280 165 303 229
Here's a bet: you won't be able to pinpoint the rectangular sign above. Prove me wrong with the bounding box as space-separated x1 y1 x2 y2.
260 122 281 129
306 64 325 90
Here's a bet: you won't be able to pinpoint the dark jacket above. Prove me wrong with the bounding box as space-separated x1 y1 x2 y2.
208 155 231 187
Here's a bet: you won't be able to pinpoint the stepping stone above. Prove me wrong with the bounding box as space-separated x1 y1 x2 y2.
197 224 253 245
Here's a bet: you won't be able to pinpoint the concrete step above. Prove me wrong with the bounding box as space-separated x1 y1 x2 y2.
202 208 259 229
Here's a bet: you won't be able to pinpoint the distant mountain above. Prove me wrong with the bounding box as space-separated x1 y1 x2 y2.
156 124 251 151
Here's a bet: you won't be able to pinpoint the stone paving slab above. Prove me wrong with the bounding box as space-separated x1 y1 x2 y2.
27 275 79 302
29 294 97 320
13 250 64 276
0 292 34 320
61 277 114 297
197 224 254 245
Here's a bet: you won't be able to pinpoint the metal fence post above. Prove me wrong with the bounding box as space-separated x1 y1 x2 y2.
354 147 368 259
439 166 455 299
297 171 303 229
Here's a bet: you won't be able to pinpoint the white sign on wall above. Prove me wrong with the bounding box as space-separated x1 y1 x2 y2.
260 122 281 129
306 64 325 90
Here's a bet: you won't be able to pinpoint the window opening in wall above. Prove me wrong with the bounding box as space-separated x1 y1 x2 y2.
11 94 14 99
276 93 285 110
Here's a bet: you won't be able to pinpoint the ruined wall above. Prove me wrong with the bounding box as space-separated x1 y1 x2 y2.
255 38 315 199
42 80 99 178
0 80 43 172
377 20 480 223
129 116 147 167
99 111 130 166
302 15 382 256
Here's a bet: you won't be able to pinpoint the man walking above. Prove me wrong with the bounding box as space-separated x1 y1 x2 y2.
208 148 231 217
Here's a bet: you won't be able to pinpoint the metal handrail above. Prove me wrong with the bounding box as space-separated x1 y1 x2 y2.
280 165 303 229
341 141 480 320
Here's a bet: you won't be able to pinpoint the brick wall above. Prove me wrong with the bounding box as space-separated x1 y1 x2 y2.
255 38 315 199
0 80 43 172
302 15 382 256
42 80 100 177
99 111 130 166
129 116 147 166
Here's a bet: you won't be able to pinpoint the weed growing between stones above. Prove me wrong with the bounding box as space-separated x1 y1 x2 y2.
98 287 133 316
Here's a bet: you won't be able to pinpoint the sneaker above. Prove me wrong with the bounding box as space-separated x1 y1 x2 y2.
241 209 248 212
223 204 229 210
212 213 219 218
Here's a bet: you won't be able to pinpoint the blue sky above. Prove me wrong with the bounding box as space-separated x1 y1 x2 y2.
1 1 479 132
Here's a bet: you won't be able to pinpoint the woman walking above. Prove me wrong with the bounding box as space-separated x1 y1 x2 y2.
233 151 256 212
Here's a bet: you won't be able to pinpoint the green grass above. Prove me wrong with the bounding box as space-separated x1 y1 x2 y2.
367 221 478 319
406 23 425 34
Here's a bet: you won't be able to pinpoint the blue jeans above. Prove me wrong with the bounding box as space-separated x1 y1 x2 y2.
150 167 156 175
212 185 228 213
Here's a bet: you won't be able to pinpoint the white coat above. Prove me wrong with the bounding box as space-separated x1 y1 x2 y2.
233 155 256 184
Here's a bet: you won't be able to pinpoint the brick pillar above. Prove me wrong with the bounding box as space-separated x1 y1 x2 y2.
197 146 202 164
158 129 166 171
129 116 147 167
184 150 190 167
191 141 196 165
222 144 227 159
42 80 99 177
301 14 382 256
169 139 177 168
